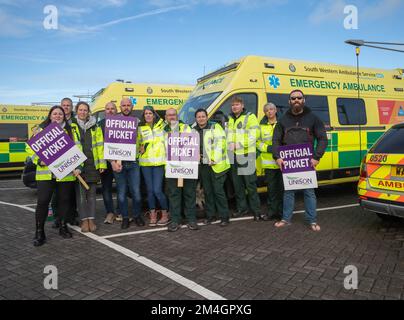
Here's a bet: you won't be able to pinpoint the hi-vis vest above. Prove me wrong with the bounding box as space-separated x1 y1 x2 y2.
138 118 166 167
203 123 230 174
257 118 279 169
26 123 82 182
227 111 260 155
89 125 107 170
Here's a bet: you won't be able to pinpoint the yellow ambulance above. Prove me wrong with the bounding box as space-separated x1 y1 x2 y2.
90 81 193 121
178 55 404 187
0 105 49 172
358 123 404 220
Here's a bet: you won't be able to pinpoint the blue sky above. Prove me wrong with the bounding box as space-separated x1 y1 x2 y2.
0 0 403 104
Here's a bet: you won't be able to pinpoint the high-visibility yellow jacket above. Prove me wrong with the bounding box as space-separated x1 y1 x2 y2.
227 110 260 155
201 122 230 174
26 123 82 182
89 125 107 170
138 118 166 166
257 117 279 169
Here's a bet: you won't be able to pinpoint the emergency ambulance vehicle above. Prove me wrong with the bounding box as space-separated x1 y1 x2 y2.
0 105 49 172
178 55 404 188
90 81 193 120
358 123 404 220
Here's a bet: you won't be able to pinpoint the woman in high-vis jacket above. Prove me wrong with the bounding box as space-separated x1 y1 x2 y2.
138 106 169 227
74 102 107 233
194 109 231 226
27 105 82 246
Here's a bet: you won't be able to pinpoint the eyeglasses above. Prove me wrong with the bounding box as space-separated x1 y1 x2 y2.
290 96 303 101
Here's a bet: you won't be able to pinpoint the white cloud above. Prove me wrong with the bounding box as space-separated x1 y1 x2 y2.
308 0 347 25
148 0 287 7
58 4 189 34
60 6 92 18
0 9 38 37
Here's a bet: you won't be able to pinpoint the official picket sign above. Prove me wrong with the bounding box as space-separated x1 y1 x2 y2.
165 132 200 179
278 143 318 190
104 115 138 161
27 123 87 180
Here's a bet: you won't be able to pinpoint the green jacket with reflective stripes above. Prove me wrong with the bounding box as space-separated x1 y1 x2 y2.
227 110 260 155
257 117 279 169
89 125 107 170
26 123 83 182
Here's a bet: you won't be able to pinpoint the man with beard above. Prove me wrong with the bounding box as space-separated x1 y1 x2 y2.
272 90 328 232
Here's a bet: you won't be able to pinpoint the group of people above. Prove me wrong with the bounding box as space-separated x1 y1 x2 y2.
28 89 328 247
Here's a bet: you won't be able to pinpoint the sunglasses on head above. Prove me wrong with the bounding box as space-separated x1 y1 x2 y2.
290 96 303 101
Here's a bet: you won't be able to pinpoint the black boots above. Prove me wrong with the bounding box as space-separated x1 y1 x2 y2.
59 222 73 239
33 221 46 247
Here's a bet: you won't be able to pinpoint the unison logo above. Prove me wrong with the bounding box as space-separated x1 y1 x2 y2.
108 146 132 157
54 154 81 173
170 167 194 175
287 176 313 185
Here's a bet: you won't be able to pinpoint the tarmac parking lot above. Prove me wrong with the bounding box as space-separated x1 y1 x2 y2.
0 178 403 300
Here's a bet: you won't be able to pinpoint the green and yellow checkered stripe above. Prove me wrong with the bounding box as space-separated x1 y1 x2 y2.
0 142 28 168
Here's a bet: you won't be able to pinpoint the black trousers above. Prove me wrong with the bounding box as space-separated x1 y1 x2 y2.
35 180 75 227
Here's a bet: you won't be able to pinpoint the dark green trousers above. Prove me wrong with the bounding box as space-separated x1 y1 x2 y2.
166 178 197 224
200 164 229 220
230 156 261 216
265 169 284 217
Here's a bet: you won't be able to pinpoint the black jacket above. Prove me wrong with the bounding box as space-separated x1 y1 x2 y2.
272 106 328 161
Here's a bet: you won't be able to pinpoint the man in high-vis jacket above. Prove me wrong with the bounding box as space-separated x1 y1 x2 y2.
164 108 199 232
227 96 262 221
257 102 283 221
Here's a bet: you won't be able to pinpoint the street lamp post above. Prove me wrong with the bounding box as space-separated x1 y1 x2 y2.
344 39 404 165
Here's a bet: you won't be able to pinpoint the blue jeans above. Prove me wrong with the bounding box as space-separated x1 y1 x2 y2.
113 161 142 218
101 166 116 214
282 188 317 224
141 166 168 211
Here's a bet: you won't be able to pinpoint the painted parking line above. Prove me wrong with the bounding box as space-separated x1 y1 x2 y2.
0 187 30 190
0 200 226 301
102 203 360 239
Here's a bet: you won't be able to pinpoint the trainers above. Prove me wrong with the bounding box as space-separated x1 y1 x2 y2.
121 217 130 229
187 222 199 230
253 214 264 221
157 210 170 226
219 219 229 227
134 216 145 227
203 217 216 225
232 209 248 218
115 214 123 222
149 210 158 227
104 213 115 224
167 222 180 232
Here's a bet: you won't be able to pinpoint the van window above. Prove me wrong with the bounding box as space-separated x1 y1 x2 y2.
267 93 330 125
215 93 258 122
370 126 404 154
0 124 28 142
179 92 222 124
337 98 367 125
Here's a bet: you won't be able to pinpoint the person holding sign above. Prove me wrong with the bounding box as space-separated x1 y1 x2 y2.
272 90 328 231
195 109 231 227
26 106 83 246
99 102 120 224
110 98 144 229
227 96 263 221
138 106 169 227
164 108 199 232
257 103 284 221
74 102 107 233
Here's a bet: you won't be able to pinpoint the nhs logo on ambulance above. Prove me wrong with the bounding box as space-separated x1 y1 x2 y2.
268 75 280 89
129 97 137 105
